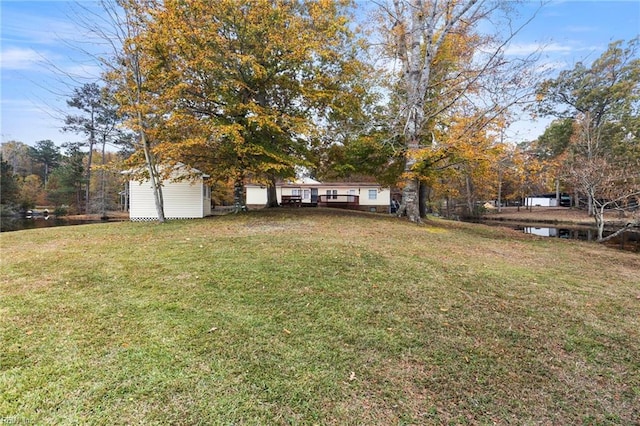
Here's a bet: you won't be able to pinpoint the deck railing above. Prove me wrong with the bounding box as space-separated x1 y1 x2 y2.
281 195 302 207
317 194 359 209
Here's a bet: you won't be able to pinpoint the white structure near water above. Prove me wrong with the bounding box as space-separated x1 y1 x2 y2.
125 164 212 221
524 195 559 207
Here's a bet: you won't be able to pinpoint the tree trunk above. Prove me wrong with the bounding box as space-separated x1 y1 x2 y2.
497 168 503 213
85 128 95 214
396 121 423 222
419 181 428 218
397 174 421 222
266 176 279 208
232 172 246 213
139 119 165 223
100 137 107 219
465 174 475 216
594 204 605 241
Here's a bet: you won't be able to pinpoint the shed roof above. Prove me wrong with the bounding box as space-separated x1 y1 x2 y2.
122 162 209 179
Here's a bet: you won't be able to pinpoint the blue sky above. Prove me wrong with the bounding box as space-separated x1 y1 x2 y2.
1 1 639 147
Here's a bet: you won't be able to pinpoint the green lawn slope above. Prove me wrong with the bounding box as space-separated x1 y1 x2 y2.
1 209 638 425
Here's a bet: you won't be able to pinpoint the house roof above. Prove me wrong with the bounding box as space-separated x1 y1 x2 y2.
295 177 321 185
246 180 385 188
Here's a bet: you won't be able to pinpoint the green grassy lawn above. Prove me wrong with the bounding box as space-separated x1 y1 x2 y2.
1 209 639 425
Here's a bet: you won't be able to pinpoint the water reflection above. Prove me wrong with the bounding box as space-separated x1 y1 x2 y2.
1 216 119 232
480 221 639 253
522 226 600 241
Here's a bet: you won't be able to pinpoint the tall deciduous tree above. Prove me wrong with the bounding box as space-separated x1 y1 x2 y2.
1 141 33 178
98 0 167 222
130 0 369 212
375 0 538 222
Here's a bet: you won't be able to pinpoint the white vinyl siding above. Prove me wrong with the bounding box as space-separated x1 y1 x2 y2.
359 187 391 206
129 178 209 220
246 185 268 205
247 182 391 208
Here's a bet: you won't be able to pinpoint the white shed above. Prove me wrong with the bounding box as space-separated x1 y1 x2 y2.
524 196 558 207
126 164 212 221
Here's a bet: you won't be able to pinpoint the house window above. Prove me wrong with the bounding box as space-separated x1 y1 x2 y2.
368 189 377 200
348 189 356 195
303 190 310 200
326 189 337 199
292 189 301 196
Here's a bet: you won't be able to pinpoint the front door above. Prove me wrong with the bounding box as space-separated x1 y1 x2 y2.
311 188 318 204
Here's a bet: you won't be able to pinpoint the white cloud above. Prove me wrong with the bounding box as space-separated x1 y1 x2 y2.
0 47 42 70
504 42 574 56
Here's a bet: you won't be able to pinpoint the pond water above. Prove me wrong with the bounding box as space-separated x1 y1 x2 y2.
477 220 640 253
0 216 122 233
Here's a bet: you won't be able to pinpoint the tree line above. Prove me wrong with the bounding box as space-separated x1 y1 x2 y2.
1 1 638 239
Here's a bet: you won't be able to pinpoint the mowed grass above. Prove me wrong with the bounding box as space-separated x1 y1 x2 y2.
1 208 639 425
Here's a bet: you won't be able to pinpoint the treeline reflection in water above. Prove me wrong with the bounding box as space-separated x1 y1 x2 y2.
480 220 639 253
0 216 121 233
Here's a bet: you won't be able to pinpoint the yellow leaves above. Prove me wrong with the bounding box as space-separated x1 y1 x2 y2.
110 0 364 187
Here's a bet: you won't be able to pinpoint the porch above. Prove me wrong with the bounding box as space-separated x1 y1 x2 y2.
281 195 303 207
317 194 360 210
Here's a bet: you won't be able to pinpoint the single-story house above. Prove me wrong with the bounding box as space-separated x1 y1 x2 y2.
123 164 212 221
246 178 392 213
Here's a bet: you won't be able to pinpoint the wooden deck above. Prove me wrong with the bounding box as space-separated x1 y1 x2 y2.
317 194 359 209
281 195 302 207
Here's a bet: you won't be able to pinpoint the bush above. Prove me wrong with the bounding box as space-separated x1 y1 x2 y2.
0 203 18 217
54 206 69 217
